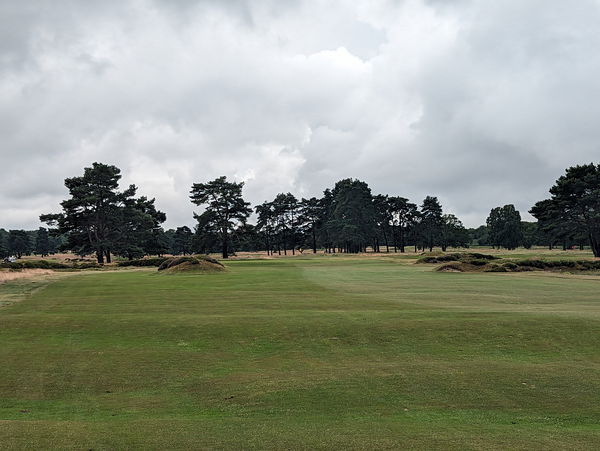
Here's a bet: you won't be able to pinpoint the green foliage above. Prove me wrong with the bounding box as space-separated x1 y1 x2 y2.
419 196 443 251
1 259 69 269
117 257 169 267
327 179 376 253
440 214 470 251
483 264 508 272
531 163 600 256
40 162 166 264
486 204 523 250
190 176 251 258
8 230 32 258
388 196 418 253
35 227 51 257
157 255 225 272
417 252 498 264
0 228 9 259
468 225 490 246
172 226 193 255
430 256 600 273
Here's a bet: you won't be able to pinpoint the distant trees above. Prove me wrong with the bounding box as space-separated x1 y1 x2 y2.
328 179 376 253
272 193 300 255
190 176 251 258
420 196 443 252
172 226 193 255
298 197 323 254
440 214 469 251
251 180 469 254
35 227 51 257
486 205 523 250
388 197 418 253
530 163 600 256
40 162 166 263
24 161 600 260
111 197 167 260
8 230 31 258
0 229 8 259
521 222 539 249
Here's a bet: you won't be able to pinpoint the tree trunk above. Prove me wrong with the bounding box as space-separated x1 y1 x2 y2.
312 229 317 253
105 250 111 263
222 234 228 259
399 228 405 253
96 249 104 264
590 233 600 257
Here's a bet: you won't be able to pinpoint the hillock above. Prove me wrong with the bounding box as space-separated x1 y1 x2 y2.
157 256 226 273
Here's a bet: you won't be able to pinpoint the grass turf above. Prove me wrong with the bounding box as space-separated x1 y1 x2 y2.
1 252 599 449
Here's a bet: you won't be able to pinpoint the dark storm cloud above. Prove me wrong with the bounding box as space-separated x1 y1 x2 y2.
1 0 599 229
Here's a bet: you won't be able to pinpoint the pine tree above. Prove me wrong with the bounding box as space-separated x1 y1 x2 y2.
40 163 164 263
35 227 51 257
190 176 251 259
420 196 443 252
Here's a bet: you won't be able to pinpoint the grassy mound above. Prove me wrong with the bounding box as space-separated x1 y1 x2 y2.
157 256 226 273
117 257 169 267
418 252 498 264
436 258 600 273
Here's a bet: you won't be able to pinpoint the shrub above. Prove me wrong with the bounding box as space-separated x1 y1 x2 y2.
117 257 169 267
516 260 546 269
417 252 498 265
436 262 467 272
158 255 225 272
0 260 70 270
484 264 508 272
468 253 498 260
73 262 101 269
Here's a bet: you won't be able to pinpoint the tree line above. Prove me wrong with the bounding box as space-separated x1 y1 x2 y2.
2 162 598 261
0 228 64 260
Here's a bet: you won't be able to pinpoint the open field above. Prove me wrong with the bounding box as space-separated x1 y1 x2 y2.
1 250 600 449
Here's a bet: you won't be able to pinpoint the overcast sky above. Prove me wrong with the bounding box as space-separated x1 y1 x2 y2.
1 0 599 229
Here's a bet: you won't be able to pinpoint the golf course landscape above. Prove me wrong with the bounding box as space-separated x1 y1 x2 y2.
1 249 599 449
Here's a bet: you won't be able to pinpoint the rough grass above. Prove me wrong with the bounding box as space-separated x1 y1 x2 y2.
434 258 600 273
1 252 600 449
157 256 226 273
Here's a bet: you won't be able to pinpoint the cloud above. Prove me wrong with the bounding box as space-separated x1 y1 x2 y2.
1 0 599 229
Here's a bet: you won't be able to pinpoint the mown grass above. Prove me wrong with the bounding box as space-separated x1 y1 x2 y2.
1 252 600 449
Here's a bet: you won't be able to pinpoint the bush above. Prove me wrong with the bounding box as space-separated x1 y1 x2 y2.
158 255 225 272
516 260 547 269
436 262 468 272
73 262 101 269
158 256 196 271
417 252 498 265
117 257 169 267
484 264 508 272
0 260 70 270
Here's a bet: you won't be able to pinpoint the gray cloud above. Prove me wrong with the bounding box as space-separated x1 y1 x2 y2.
1 0 599 229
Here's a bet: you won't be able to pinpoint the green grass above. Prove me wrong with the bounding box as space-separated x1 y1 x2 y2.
1 252 600 449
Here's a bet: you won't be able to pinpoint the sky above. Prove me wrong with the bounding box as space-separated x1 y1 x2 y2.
1 0 599 230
